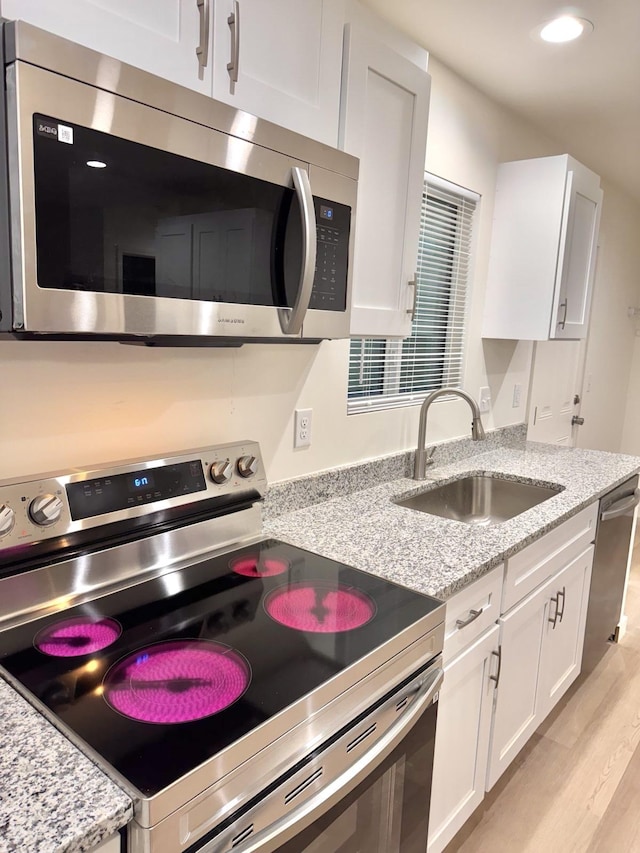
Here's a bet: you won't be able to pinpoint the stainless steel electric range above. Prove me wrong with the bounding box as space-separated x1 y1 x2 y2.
0 442 445 853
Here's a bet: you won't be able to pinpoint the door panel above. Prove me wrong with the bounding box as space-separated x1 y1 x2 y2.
527 340 585 446
538 547 593 719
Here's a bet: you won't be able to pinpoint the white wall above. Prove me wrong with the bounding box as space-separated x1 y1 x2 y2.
2 53 638 484
583 180 640 453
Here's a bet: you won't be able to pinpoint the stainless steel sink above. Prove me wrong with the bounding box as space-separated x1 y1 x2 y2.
394 475 563 526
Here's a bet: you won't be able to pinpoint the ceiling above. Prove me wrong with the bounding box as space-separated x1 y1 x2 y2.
360 0 640 203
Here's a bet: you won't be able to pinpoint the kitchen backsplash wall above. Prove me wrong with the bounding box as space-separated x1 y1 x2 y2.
2 55 639 484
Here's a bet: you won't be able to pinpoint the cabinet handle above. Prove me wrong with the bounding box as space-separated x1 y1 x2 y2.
558 298 568 330
489 646 502 687
455 607 483 629
557 586 566 623
227 0 240 83
548 594 559 629
406 273 418 322
195 0 211 69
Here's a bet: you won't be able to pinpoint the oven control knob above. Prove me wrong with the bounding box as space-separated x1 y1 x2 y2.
237 455 258 478
210 460 233 484
0 504 15 536
29 494 64 527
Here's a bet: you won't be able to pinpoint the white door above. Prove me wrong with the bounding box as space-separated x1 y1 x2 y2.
486 572 565 790
341 23 430 339
538 547 593 720
155 217 193 299
1 0 211 93
527 340 586 445
552 166 602 340
429 625 499 853
211 0 344 145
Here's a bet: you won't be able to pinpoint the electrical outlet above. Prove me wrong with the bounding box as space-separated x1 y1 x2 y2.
479 386 491 414
512 384 522 408
294 408 312 448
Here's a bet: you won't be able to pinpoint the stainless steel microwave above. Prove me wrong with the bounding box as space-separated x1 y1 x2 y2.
0 21 358 344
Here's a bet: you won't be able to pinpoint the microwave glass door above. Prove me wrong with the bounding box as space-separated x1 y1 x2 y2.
32 113 308 309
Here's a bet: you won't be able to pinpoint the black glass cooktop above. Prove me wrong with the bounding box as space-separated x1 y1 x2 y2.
0 540 441 796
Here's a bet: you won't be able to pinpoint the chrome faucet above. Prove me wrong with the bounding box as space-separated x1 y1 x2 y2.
413 388 486 479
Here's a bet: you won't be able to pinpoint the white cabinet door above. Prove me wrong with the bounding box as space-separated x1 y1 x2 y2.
428 625 499 853
488 545 594 790
340 22 430 338
538 546 593 719
93 834 121 853
0 1 211 93
486 574 551 790
482 154 601 341
552 166 602 340
211 0 344 145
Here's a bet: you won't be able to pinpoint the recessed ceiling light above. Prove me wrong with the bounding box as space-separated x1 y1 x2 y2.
536 15 594 43
86 160 107 168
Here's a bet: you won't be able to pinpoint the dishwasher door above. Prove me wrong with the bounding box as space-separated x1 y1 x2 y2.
581 475 640 673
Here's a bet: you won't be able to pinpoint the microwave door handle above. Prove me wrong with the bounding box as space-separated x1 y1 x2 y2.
278 166 317 336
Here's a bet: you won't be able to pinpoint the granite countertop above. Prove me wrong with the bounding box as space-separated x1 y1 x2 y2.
265 442 640 600
0 677 132 853
2 438 638 853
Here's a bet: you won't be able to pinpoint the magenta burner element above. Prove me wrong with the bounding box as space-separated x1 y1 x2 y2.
265 582 376 633
103 640 251 724
35 616 122 657
231 554 289 578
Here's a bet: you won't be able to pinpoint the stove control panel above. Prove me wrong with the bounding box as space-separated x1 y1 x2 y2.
0 440 266 554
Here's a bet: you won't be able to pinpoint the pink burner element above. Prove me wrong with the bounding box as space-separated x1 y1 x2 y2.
103 640 250 724
265 582 376 633
35 616 122 657
231 554 289 578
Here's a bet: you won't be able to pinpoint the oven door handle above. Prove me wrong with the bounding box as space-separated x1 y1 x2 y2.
278 166 317 336
221 664 443 853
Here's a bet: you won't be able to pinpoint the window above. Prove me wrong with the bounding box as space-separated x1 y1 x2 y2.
347 174 478 413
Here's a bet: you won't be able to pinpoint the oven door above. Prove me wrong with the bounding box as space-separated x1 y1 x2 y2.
192 657 442 853
6 60 353 341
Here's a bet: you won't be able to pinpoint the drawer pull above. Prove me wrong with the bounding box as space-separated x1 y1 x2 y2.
548 594 559 629
489 646 502 687
557 586 566 623
456 608 483 629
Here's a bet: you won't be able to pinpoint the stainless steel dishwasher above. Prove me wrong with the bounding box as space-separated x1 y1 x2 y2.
581 475 640 673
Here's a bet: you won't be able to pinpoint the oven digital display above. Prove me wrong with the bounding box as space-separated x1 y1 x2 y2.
66 460 206 520
128 471 155 493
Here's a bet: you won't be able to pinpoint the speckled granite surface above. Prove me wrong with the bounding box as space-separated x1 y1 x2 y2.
265 442 640 600
0 677 132 853
264 424 527 519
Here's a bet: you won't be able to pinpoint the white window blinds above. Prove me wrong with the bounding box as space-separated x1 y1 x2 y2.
348 174 478 413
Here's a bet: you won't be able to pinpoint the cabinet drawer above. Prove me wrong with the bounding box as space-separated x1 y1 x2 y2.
502 502 597 613
443 564 503 663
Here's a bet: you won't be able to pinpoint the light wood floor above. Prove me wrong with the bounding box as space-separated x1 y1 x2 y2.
444 539 640 853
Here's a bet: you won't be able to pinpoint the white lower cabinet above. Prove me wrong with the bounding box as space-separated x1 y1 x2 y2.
428 624 500 853
93 834 121 853
486 544 594 789
428 505 597 847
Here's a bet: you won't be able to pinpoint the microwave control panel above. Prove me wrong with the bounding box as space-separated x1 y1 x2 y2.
309 197 350 312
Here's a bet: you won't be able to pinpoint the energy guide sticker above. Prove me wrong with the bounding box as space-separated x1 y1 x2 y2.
57 124 73 144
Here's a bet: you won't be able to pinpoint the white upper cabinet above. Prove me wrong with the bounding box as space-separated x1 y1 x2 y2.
482 154 602 341
1 1 345 144
0 0 212 93
340 19 431 338
211 0 345 145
